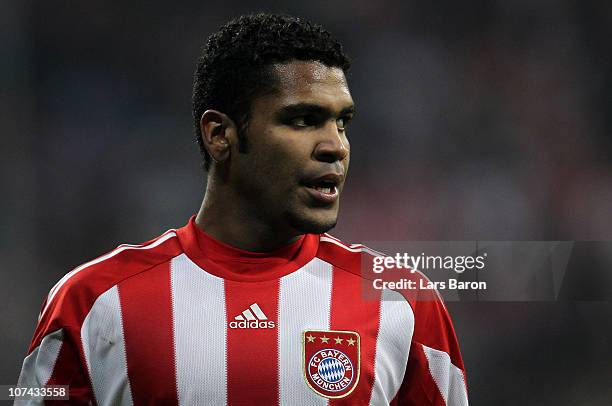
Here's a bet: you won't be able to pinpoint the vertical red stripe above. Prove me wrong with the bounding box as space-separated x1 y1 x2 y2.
46 330 94 404
119 263 178 405
329 267 382 405
225 280 280 406
392 342 445 405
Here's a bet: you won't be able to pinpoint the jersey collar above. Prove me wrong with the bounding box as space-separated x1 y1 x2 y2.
176 215 320 282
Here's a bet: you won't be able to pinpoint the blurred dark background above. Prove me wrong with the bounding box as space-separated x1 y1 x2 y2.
2 0 611 404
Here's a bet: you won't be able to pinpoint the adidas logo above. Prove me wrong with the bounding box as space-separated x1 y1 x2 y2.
229 303 276 329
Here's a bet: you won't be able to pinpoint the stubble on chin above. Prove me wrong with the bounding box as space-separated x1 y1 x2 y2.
285 210 338 235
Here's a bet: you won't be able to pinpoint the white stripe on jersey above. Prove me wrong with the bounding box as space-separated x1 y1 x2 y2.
171 254 227 406
41 231 177 321
319 236 387 258
17 328 64 388
278 258 333 406
369 289 414 405
319 236 362 250
422 344 468 406
322 233 364 247
81 286 133 406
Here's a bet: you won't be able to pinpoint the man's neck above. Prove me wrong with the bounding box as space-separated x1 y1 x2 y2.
195 182 301 252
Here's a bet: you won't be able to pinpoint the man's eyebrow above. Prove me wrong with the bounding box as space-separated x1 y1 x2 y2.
276 103 356 117
339 105 356 116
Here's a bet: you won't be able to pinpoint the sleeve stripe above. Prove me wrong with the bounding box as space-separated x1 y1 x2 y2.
40 231 177 321
421 344 468 406
17 328 64 387
319 236 385 257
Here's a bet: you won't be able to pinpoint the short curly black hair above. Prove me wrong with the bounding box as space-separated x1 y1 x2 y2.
192 13 351 171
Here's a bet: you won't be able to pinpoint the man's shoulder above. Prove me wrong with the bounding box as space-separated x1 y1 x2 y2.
315 233 448 312
39 228 183 323
315 233 383 277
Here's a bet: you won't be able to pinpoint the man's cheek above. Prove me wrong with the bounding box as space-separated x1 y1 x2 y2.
343 156 350 176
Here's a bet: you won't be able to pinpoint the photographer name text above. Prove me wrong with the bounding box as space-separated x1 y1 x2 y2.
373 278 486 291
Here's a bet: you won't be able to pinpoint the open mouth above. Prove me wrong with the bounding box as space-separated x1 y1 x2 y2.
310 180 338 195
303 174 342 204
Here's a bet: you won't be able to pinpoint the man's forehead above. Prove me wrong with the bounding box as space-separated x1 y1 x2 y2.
273 60 346 84
270 60 352 102
260 61 353 111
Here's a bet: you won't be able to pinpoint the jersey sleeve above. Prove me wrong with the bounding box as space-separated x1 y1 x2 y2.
16 230 180 405
17 291 95 405
393 289 468 406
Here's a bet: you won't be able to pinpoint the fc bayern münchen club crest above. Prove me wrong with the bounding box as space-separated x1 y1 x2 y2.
303 330 360 399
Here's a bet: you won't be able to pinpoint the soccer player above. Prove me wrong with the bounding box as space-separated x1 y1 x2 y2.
17 14 468 405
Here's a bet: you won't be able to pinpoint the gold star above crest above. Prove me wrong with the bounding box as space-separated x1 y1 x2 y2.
320 336 330 343
334 337 343 344
306 335 315 343
346 337 356 346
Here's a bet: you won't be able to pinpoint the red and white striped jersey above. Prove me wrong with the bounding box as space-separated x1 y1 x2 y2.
18 216 468 405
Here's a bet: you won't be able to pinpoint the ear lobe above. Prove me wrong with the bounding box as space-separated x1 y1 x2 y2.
200 110 234 164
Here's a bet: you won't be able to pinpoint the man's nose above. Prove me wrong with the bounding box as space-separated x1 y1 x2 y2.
313 122 349 163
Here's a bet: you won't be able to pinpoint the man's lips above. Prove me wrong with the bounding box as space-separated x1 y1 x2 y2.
304 184 339 204
302 173 344 205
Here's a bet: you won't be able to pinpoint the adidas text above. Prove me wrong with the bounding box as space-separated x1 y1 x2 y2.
229 320 276 329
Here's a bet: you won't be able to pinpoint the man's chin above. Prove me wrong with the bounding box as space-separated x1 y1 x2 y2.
285 211 337 234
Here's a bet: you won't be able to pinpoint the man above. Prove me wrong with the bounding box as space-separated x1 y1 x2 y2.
18 14 468 405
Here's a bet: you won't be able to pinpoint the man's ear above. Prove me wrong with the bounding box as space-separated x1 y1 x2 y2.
200 110 236 164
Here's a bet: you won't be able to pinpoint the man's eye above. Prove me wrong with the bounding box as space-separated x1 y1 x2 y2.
291 116 317 127
337 117 351 131
291 117 308 127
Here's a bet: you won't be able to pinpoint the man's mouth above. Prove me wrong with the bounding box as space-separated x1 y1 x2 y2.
303 174 343 204
309 183 337 195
